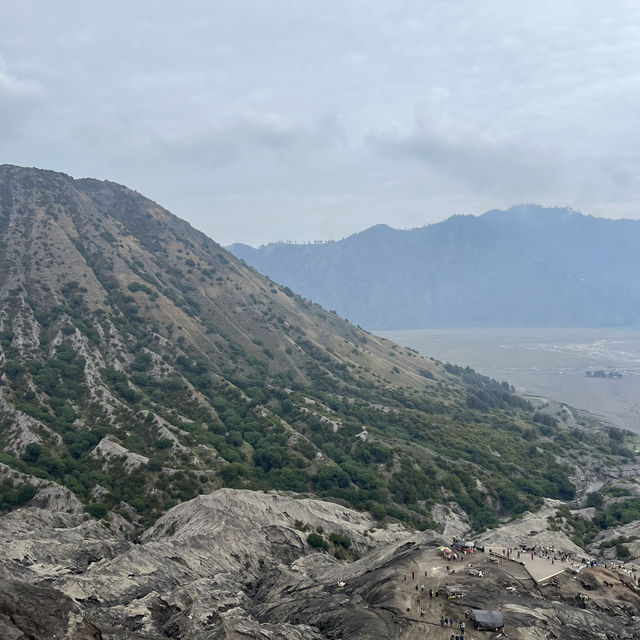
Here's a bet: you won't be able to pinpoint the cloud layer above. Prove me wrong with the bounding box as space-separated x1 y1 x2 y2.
1 0 638 245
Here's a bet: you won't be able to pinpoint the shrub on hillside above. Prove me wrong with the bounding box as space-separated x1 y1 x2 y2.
307 533 329 550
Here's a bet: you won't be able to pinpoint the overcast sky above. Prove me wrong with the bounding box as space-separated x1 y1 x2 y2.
1 1 639 246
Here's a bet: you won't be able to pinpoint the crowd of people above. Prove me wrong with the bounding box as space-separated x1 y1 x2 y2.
489 543 580 566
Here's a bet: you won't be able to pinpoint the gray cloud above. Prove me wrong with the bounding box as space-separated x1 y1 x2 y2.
0 55 44 137
0 1 638 245
367 114 560 196
159 110 347 167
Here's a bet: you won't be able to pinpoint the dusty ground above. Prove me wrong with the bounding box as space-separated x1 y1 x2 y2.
379 327 640 434
383 545 640 640
390 549 511 640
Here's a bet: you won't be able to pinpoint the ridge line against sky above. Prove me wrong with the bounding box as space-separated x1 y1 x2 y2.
1 0 639 247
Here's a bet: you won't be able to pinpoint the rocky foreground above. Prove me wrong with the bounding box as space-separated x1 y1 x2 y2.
0 487 639 640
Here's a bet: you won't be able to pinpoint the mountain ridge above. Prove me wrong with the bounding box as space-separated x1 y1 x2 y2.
228 205 640 329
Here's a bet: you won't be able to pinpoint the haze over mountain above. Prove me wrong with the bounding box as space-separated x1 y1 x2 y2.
229 205 640 330
1 166 639 638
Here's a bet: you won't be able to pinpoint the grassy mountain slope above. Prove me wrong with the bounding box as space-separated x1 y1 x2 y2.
229 205 640 329
0 166 633 530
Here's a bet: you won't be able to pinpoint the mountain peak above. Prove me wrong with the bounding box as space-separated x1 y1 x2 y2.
481 204 582 222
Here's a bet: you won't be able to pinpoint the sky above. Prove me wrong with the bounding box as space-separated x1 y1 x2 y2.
1 1 639 247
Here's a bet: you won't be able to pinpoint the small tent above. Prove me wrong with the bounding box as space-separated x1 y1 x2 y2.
445 585 465 599
471 609 504 630
452 540 475 553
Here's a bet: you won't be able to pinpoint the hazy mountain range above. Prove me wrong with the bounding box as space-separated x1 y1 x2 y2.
229 205 640 330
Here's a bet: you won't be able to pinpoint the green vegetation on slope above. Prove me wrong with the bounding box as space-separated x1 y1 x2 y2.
0 166 636 532
1 323 631 530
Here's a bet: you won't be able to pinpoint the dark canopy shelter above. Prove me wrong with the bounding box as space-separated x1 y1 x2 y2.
471 609 504 630
452 540 475 551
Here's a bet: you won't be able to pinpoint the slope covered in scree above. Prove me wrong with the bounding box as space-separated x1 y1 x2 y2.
0 165 633 530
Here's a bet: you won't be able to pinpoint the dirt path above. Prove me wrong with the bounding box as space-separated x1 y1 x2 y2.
390 547 490 640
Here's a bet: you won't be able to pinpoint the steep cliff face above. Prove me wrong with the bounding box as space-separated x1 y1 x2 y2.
0 165 411 384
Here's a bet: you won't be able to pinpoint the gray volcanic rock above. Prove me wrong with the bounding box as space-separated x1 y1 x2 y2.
0 578 103 640
1 488 640 639
0 507 131 584
589 519 640 565
474 500 585 556
142 488 407 550
0 461 84 514
0 489 410 639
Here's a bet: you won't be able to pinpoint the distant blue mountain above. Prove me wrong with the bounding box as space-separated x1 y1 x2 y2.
228 205 640 329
